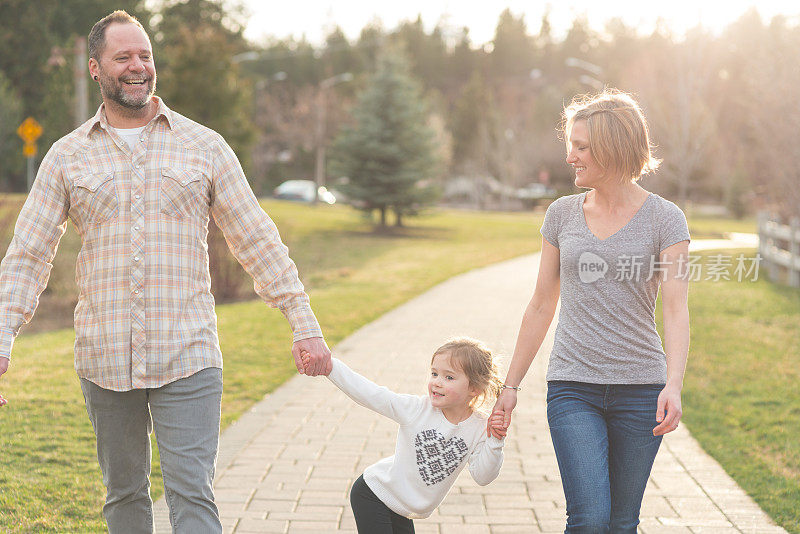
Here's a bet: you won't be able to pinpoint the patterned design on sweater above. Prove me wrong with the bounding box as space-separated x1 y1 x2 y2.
414 429 469 486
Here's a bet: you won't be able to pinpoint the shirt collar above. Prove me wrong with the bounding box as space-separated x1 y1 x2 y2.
86 96 174 138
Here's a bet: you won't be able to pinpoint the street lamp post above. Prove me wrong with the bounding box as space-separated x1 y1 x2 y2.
314 72 353 203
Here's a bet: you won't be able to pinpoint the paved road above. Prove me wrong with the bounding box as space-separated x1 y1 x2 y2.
154 236 787 533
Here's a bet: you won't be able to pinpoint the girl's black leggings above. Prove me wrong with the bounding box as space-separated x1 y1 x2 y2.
350 474 415 533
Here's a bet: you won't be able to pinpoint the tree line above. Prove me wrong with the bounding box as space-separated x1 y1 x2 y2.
1 0 798 220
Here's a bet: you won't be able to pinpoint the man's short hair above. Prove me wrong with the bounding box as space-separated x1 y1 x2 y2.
88 10 147 61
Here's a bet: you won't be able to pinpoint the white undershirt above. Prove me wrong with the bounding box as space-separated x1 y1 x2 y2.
112 126 146 151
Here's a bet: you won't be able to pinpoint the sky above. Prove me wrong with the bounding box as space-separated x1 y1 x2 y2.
241 0 800 46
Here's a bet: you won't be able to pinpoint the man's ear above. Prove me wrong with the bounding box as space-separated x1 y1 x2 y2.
88 58 99 81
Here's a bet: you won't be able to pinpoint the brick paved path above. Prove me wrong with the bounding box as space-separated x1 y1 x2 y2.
155 239 786 533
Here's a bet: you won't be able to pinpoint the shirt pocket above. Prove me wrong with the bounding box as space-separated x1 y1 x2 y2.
72 171 119 225
161 167 203 219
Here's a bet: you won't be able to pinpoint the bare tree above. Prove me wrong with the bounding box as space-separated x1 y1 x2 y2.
626 34 721 208
736 20 800 218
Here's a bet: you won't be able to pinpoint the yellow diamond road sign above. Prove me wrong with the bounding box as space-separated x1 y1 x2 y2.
17 117 43 144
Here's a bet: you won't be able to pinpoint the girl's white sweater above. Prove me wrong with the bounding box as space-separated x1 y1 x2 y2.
327 358 505 519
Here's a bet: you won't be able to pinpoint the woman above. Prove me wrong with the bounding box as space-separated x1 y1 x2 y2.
490 89 690 533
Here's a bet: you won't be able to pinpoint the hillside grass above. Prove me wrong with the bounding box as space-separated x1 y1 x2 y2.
685 212 757 238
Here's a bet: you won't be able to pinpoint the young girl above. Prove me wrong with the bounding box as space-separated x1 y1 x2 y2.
303 337 507 533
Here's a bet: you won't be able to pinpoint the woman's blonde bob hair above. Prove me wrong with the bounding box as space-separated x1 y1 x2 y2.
561 88 660 182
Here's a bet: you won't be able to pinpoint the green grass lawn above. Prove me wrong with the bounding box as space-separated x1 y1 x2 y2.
658 249 800 533
0 201 541 533
685 211 757 238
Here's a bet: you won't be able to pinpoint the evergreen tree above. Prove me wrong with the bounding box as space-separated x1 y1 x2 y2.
323 26 362 81
0 71 23 190
490 9 535 78
330 50 438 228
449 28 479 88
449 70 494 175
153 0 254 171
392 16 448 93
357 23 385 73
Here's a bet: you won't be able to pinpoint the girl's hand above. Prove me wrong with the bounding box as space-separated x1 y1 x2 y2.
488 412 507 438
487 388 517 438
653 383 683 436
300 351 313 375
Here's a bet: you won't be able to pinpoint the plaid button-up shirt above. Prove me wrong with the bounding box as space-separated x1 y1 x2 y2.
0 98 322 391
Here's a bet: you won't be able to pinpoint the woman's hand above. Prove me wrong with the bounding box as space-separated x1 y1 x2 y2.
653 383 683 436
487 388 517 438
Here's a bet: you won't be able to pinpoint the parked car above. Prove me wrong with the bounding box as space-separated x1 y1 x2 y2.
516 182 557 208
273 180 336 204
516 182 557 200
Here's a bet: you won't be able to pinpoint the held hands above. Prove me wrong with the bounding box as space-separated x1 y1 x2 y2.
653 383 683 436
487 388 517 439
299 351 332 376
292 337 332 377
488 411 507 439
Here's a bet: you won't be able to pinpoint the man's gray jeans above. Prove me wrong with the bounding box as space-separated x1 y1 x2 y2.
80 367 223 533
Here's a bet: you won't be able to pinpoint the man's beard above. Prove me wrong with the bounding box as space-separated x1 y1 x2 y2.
98 68 156 110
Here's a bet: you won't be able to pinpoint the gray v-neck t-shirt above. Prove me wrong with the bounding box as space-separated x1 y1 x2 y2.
541 191 690 384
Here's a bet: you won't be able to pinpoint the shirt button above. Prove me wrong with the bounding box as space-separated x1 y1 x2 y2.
134 194 141 199
134 289 140 294
134 256 140 262
133 226 139 231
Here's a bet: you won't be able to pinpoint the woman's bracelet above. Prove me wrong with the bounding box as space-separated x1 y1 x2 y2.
502 384 522 391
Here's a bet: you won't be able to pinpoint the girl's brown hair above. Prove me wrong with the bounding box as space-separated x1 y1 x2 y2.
432 337 503 411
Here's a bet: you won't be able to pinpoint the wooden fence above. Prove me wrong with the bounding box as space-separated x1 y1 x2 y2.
758 212 800 288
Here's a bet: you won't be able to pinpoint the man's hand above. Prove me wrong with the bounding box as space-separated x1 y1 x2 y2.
292 337 331 377
0 357 9 407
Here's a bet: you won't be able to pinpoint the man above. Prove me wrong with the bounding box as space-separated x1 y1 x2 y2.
0 10 331 533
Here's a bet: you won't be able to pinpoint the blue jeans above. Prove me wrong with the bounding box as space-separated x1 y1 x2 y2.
547 380 664 534
80 368 223 534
